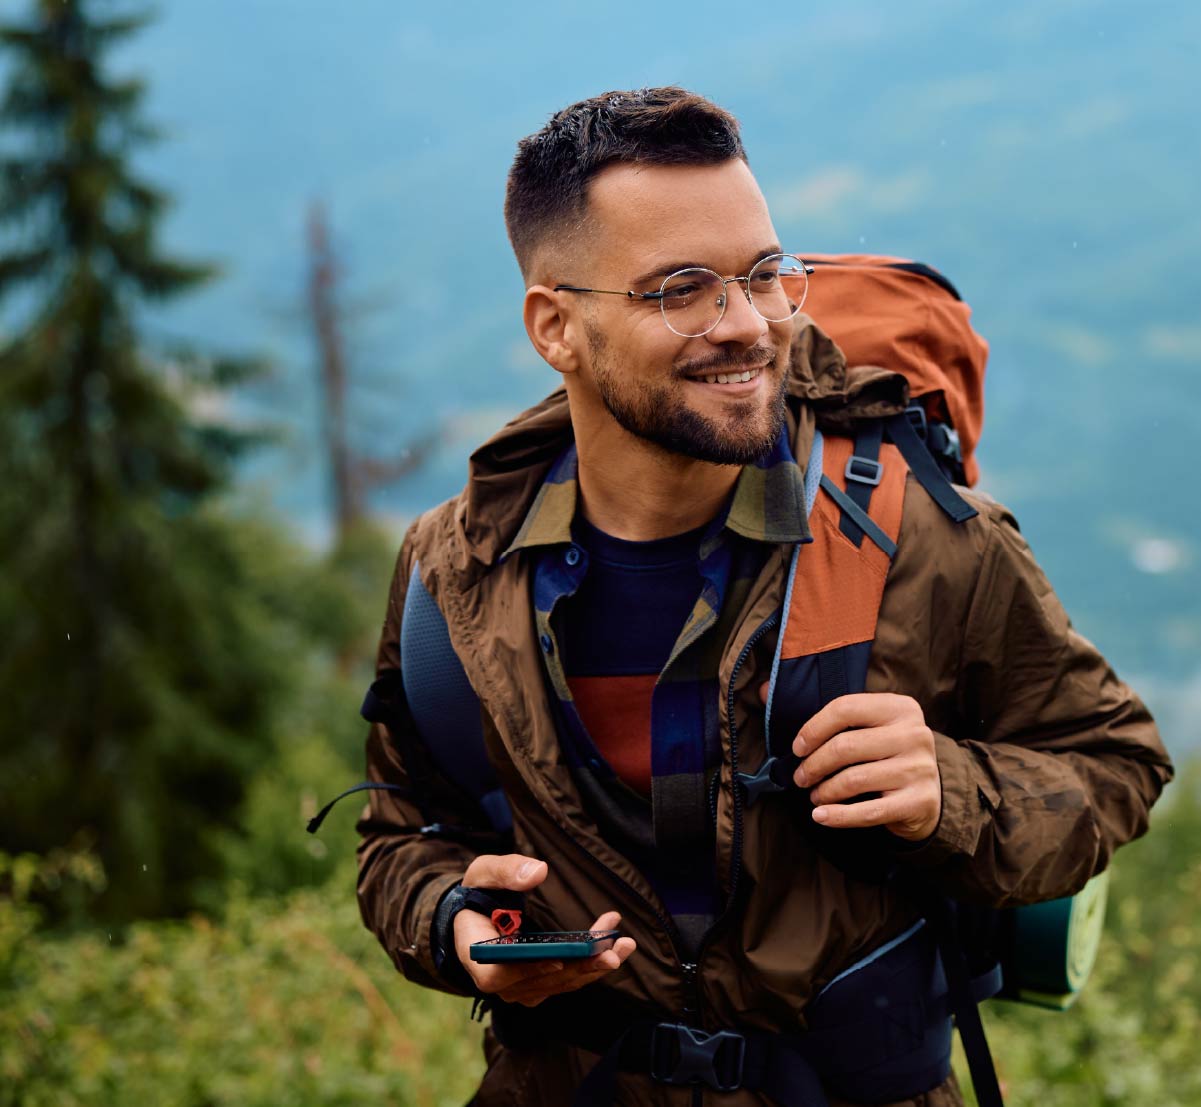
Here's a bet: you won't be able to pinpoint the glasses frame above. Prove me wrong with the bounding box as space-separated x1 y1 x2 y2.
554 252 814 338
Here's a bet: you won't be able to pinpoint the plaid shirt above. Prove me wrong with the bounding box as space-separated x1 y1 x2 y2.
502 427 811 948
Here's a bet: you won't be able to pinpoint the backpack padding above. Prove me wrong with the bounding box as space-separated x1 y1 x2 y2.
401 563 513 832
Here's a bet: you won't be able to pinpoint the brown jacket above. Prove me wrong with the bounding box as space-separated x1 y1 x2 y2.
356 322 1172 1105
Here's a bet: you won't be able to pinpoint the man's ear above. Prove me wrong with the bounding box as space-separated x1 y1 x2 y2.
523 285 580 377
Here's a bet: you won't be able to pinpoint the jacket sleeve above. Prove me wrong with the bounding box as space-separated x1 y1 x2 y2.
899 498 1174 906
355 521 504 994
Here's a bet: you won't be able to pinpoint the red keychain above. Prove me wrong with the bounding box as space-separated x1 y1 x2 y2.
491 908 523 937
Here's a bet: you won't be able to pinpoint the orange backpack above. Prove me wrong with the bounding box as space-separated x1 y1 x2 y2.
804 253 989 487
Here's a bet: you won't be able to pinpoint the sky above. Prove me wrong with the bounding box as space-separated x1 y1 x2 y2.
4 0 1200 744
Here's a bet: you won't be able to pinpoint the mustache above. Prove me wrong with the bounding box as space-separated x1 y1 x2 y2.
675 345 778 379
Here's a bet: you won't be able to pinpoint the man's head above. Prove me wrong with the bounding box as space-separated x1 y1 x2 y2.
510 87 795 468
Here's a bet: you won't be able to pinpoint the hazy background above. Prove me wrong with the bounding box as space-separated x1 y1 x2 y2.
109 0 1199 749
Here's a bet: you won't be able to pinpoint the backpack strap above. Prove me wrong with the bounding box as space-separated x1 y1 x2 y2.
738 430 906 810
308 562 514 838
884 410 978 524
839 420 885 547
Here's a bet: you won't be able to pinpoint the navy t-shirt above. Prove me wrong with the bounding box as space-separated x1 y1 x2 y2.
559 515 707 797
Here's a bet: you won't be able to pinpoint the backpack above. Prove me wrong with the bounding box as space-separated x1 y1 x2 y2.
310 255 1109 1106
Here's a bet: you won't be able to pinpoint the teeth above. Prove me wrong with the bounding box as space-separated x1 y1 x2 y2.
696 367 761 385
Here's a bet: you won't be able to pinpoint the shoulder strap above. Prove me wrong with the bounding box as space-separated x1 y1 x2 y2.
309 562 513 837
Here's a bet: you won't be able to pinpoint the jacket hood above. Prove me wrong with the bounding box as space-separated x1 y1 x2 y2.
456 319 910 567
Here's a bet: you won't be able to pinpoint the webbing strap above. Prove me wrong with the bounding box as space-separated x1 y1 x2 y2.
572 1021 830 1106
925 896 1006 1107
884 413 978 524
839 420 884 547
817 648 849 704
818 475 898 558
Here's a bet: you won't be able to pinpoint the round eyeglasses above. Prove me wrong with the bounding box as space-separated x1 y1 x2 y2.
554 253 813 338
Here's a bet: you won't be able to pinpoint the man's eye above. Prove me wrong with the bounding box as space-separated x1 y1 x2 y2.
751 269 780 286
661 282 702 302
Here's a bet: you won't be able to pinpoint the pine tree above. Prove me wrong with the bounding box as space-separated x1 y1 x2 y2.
0 0 290 920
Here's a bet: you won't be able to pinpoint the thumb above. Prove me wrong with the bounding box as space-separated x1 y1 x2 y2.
463 852 548 891
759 679 770 706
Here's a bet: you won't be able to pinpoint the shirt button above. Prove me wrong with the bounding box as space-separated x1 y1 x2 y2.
564 546 581 566
539 633 554 654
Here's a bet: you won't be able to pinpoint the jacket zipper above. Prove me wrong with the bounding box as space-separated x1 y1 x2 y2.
556 608 779 1026
720 612 779 919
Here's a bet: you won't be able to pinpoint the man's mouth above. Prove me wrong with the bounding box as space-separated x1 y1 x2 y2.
686 363 767 385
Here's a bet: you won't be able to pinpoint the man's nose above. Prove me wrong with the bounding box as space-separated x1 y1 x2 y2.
706 279 767 347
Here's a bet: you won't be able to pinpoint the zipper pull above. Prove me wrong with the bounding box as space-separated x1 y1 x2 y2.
681 961 699 1017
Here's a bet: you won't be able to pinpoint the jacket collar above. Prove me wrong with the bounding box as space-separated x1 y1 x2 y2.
458 318 911 569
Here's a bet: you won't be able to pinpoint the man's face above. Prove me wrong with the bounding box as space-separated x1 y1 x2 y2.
563 159 793 465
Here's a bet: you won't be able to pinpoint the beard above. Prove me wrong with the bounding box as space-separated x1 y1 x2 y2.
585 322 789 466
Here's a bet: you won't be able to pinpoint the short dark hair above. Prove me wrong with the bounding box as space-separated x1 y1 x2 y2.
504 86 746 282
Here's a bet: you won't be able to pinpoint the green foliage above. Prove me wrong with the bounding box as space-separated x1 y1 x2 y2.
0 852 485 1107
955 764 1201 1105
0 1 290 921
1 763 1196 1104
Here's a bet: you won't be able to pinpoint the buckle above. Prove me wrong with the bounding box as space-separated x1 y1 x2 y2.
844 456 883 486
905 403 929 440
650 1022 746 1092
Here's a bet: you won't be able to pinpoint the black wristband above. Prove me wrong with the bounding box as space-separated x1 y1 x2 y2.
431 883 527 982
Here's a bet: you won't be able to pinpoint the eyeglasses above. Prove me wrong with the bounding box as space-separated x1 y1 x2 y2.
554 253 813 338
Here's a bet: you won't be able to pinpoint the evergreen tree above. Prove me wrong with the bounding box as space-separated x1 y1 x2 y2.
0 0 289 920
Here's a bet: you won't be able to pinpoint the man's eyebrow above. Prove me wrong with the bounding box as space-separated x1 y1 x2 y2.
629 245 783 288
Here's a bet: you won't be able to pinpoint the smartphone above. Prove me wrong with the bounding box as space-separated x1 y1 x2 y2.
469 929 620 963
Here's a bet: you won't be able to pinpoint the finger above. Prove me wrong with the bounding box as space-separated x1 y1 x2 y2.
499 937 637 1003
812 793 917 830
462 853 548 891
808 749 936 806
759 680 770 706
588 910 621 933
794 693 922 756
795 724 907 787
473 956 566 995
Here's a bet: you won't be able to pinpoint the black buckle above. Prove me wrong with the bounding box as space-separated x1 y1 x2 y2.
650 1022 746 1092
845 456 883 486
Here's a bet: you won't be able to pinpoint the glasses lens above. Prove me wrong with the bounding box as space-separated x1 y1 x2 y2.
658 268 726 337
748 253 809 322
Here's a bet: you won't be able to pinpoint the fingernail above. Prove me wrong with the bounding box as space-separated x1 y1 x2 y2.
794 734 807 756
517 860 540 880
794 764 807 787
812 806 829 823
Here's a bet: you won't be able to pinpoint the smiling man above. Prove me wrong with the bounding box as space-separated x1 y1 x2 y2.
355 88 1171 1106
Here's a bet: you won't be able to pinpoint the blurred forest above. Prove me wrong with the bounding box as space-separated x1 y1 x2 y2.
0 2 1197 1105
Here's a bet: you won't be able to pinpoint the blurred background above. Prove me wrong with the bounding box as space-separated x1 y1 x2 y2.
1 1 1197 1104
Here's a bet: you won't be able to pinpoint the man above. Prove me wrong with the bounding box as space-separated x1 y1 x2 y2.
355 88 1172 1105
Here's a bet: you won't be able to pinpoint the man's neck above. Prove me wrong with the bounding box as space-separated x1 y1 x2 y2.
574 430 741 542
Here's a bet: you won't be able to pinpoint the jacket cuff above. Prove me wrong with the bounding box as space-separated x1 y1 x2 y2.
893 730 998 867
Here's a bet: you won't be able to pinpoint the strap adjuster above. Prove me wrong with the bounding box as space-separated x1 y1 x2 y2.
650 1022 746 1092
845 455 883 486
905 403 929 440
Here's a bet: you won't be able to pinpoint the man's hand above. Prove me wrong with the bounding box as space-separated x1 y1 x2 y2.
760 687 942 842
453 853 637 1007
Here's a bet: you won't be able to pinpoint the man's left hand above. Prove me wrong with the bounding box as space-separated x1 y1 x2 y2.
762 689 942 842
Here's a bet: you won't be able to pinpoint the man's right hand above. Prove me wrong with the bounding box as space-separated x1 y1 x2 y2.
454 853 637 1007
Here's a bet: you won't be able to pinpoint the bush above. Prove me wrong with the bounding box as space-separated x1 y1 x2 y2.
0 854 484 1107
956 763 1201 1105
